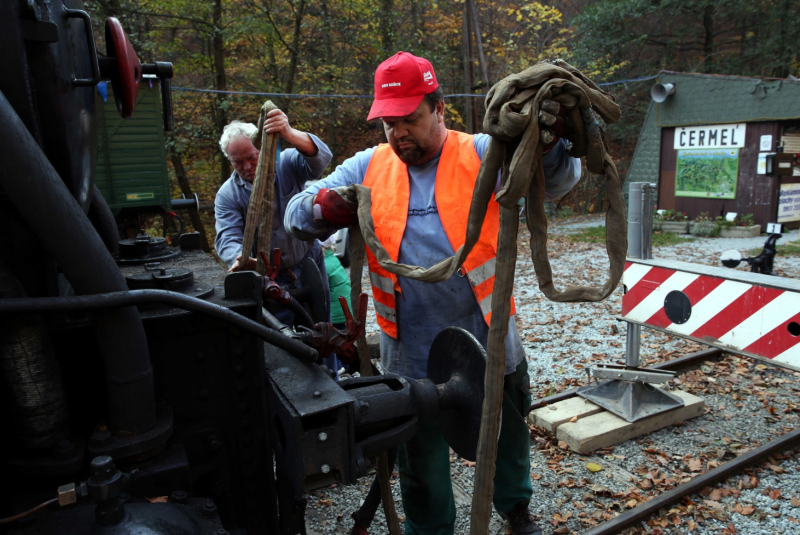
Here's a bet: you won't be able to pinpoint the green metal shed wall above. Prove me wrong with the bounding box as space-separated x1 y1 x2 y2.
95 81 171 212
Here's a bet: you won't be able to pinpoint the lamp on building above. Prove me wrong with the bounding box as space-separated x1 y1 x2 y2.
651 83 675 103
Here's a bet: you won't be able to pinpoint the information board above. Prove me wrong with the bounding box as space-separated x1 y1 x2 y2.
777 183 800 223
675 148 739 199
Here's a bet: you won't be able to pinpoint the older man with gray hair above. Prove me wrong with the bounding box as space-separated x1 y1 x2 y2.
215 109 333 326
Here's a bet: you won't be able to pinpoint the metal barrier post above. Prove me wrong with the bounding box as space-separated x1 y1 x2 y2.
625 183 655 368
577 182 683 422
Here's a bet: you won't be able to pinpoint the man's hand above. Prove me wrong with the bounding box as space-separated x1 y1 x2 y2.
538 99 565 153
313 187 358 227
264 109 318 157
229 254 258 272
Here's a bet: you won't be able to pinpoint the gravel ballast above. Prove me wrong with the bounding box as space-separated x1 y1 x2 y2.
304 217 800 534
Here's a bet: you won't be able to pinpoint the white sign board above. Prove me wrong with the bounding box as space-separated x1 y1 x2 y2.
674 123 746 150
760 135 773 151
777 183 800 223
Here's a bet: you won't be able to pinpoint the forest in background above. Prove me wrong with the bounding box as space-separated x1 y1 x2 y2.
84 0 800 247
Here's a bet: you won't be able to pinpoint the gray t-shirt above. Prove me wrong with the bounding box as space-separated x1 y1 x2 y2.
285 134 580 380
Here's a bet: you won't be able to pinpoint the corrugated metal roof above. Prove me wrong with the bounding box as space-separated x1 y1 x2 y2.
653 72 800 127
95 83 171 212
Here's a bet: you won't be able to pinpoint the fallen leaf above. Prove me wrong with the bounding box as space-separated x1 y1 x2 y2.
461 460 476 468
570 416 579 423
769 464 785 474
531 473 543 480
768 489 782 500
586 463 603 473
687 458 703 472
703 500 724 511
317 499 333 506
792 498 800 507
709 489 723 501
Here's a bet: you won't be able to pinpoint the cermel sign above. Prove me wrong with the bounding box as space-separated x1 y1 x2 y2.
674 123 747 150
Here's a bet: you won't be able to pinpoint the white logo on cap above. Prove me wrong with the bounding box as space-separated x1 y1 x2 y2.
381 82 402 88
423 71 433 83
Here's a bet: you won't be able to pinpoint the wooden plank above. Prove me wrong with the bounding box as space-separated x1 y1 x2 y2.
450 467 505 534
556 390 705 454
528 396 605 433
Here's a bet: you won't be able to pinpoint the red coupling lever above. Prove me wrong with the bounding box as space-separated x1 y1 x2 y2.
303 293 369 364
259 249 291 304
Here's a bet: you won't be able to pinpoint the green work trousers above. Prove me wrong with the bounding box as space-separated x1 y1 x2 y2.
397 359 533 535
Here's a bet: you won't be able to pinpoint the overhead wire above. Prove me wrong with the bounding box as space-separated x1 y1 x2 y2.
172 74 657 99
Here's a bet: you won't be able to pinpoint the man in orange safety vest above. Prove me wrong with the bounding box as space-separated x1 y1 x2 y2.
286 52 582 535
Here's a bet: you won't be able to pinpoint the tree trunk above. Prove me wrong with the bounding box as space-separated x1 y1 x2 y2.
282 0 307 113
774 0 791 78
409 0 420 47
462 4 476 133
468 0 489 88
380 0 395 57
169 150 212 253
212 0 231 183
702 4 714 72
319 0 338 162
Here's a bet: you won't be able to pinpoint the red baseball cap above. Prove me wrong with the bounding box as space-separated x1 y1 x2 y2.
367 52 439 121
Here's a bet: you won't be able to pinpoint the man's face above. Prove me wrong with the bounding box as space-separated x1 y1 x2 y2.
381 99 445 166
227 136 259 182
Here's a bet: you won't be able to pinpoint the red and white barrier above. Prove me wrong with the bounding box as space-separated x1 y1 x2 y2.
622 259 800 369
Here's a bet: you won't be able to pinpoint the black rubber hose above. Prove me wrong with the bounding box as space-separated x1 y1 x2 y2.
262 307 297 338
284 297 315 328
0 90 155 434
0 271 70 450
87 184 120 256
0 290 319 363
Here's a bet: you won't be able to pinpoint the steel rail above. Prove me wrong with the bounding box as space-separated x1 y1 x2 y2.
0 290 319 362
580 426 800 535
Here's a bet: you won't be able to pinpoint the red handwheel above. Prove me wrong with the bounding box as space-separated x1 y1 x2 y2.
105 17 141 118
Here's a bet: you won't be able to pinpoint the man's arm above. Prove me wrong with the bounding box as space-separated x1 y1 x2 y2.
265 108 333 189
265 108 320 157
541 139 581 201
277 134 333 190
473 135 581 200
284 148 375 241
214 185 247 268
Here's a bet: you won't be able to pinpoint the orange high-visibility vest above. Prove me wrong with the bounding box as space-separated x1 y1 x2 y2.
362 129 515 338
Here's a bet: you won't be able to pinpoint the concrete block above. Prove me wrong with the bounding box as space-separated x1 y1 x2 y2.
528 396 605 433
556 390 705 454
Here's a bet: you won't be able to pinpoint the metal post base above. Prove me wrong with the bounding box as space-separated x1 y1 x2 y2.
576 380 685 422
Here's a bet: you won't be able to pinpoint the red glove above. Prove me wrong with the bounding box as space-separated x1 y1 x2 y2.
313 187 358 227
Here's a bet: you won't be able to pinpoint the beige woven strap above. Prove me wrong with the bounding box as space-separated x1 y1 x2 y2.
241 100 278 276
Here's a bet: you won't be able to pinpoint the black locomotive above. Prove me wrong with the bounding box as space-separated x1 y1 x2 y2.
0 2 487 533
